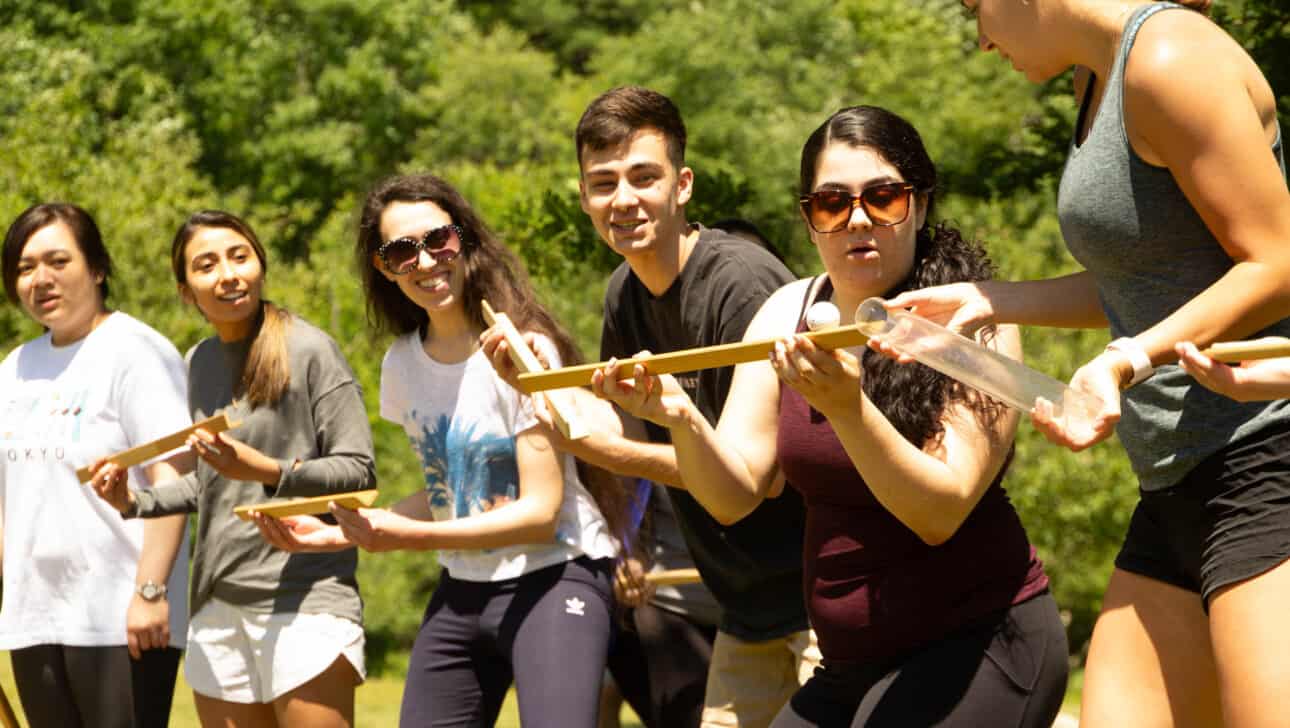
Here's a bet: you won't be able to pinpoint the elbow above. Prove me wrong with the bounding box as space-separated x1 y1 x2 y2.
915 525 956 547
711 500 758 526
911 510 971 547
525 507 561 543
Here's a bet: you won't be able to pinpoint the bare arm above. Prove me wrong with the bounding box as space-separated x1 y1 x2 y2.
597 282 807 524
127 453 191 658
794 326 1021 544
1118 17 1290 364
542 387 684 488
885 272 1107 335
480 328 684 487
332 426 567 552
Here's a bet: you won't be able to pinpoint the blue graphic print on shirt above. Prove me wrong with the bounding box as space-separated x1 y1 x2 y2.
409 408 518 522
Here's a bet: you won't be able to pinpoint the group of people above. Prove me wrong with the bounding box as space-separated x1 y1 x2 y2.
3 1 1290 727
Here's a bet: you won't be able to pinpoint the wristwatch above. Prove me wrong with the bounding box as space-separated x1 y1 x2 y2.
136 580 168 602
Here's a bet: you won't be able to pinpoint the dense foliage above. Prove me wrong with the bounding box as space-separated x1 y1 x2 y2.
2 0 1286 670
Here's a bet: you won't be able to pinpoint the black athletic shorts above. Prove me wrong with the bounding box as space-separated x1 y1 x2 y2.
1115 420 1290 607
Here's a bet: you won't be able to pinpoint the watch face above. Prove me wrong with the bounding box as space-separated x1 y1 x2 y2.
139 583 163 600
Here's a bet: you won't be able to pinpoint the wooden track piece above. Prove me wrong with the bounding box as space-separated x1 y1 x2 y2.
233 488 380 521
1201 336 1290 363
76 413 238 483
644 567 702 586
0 681 20 728
481 300 588 440
517 325 870 393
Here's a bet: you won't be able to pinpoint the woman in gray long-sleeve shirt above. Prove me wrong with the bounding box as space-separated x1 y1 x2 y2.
93 210 374 728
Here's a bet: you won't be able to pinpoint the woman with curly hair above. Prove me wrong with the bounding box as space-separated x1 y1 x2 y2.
595 106 1068 727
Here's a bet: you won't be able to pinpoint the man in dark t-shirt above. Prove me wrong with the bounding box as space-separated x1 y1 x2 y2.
583 85 816 728
485 86 814 728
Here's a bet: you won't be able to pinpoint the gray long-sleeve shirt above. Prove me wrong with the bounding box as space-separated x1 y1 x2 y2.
131 316 375 623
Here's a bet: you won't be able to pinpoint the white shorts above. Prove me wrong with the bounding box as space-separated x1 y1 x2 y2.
184 598 366 704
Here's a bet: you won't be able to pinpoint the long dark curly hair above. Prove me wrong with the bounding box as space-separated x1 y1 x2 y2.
800 106 1008 449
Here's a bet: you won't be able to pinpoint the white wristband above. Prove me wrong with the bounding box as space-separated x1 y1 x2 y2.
1105 337 1154 388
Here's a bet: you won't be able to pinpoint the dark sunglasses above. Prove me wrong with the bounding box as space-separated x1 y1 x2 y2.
377 224 468 275
799 182 917 233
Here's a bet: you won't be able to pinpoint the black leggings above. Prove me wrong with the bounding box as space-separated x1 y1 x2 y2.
607 602 717 728
771 593 1068 728
11 644 181 728
399 556 614 728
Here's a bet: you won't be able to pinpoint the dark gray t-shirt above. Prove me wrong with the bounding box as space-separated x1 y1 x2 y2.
132 315 375 623
640 481 722 627
601 225 807 640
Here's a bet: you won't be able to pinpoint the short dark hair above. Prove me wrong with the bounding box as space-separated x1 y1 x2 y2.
575 86 687 171
3 202 112 304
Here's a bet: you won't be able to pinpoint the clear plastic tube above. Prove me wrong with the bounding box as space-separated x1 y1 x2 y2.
854 298 1102 426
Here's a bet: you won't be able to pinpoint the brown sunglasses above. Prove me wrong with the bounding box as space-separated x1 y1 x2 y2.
799 183 917 233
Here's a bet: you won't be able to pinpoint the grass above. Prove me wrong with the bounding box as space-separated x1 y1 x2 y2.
0 649 1077 726
0 651 644 727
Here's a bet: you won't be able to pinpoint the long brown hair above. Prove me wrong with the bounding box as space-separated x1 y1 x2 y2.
356 174 639 565
172 210 292 409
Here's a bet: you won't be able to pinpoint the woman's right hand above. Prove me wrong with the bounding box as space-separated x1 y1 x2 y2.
590 354 694 429
884 282 998 337
87 460 134 514
252 513 352 552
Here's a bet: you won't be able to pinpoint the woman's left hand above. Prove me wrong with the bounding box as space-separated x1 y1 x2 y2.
771 334 863 419
1030 351 1122 451
330 505 421 552
187 428 278 484
125 593 169 660
1176 341 1290 402
591 354 695 430
87 460 134 513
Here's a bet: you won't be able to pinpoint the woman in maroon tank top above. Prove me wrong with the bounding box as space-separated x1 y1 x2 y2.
592 106 1067 727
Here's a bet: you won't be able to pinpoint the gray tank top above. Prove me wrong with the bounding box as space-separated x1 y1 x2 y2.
1057 2 1290 491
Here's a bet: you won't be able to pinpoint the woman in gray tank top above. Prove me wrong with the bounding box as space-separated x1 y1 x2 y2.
889 2 1290 727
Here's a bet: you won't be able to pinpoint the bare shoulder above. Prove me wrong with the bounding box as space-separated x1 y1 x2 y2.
744 278 815 341
1127 9 1264 104
1125 9 1275 160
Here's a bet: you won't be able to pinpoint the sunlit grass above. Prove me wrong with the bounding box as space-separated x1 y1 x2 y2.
0 651 643 727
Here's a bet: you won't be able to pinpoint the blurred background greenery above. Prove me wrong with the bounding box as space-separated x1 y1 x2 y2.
2 0 1286 678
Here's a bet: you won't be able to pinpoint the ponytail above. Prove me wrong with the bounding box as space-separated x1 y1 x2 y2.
238 300 292 409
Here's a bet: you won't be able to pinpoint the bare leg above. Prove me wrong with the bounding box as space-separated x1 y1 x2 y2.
1208 558 1290 728
194 691 278 728
1079 569 1221 728
272 656 358 728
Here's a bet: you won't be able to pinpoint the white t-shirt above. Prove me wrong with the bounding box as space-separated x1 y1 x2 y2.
380 332 616 581
0 312 191 649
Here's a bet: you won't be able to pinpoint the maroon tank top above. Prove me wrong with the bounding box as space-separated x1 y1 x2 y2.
776 278 1049 665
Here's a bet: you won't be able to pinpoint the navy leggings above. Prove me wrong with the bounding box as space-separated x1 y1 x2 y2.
399 556 615 728
771 593 1068 728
